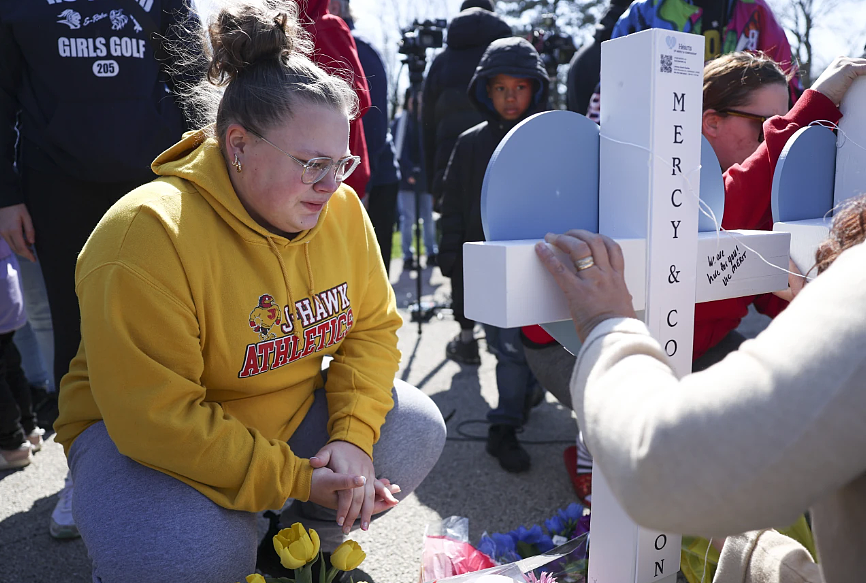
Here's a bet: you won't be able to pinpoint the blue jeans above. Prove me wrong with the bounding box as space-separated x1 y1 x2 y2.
483 325 539 427
12 256 54 391
398 189 437 259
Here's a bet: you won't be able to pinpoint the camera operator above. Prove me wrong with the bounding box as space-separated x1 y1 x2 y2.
527 14 577 108
421 1 511 211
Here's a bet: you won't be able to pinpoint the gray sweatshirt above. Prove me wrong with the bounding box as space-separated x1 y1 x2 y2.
570 241 866 582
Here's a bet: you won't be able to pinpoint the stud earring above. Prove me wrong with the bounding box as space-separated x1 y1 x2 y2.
232 153 242 173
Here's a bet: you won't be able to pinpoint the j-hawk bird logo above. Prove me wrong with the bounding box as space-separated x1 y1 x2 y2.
249 294 282 340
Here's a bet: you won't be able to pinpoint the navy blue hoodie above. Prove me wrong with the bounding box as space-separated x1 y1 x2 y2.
438 37 549 319
0 0 192 206
352 31 399 189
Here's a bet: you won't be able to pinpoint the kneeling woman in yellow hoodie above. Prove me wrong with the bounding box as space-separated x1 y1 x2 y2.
53 2 445 580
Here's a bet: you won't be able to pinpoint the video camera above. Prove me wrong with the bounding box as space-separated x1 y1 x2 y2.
399 19 447 58
529 13 577 77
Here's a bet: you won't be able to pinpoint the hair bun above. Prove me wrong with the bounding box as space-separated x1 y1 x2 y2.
207 2 309 86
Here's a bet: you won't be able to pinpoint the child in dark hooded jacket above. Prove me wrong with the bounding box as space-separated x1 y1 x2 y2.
438 36 550 473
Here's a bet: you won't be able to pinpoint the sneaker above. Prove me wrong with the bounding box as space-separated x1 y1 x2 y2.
426 253 438 268
27 427 45 453
486 424 531 473
403 256 416 271
50 473 80 539
446 335 481 365
0 442 32 470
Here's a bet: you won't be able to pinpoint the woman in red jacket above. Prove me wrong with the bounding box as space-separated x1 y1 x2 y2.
692 51 796 368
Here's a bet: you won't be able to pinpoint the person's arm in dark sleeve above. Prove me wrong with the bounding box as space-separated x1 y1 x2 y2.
437 138 468 278
355 42 388 174
0 17 23 207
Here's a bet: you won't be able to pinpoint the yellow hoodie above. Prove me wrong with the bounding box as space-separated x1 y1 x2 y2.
55 129 402 512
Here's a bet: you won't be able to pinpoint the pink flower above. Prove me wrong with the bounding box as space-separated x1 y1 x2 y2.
526 571 557 583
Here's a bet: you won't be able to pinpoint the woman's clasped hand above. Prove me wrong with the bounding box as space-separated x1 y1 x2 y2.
309 441 400 533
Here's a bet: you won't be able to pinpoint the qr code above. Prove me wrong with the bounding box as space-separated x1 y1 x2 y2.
660 54 673 73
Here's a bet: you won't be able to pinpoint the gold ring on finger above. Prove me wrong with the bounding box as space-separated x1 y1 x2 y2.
574 255 595 271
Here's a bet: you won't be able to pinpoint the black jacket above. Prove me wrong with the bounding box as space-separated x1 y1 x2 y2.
421 7 511 199
0 0 193 206
565 0 631 115
438 37 549 319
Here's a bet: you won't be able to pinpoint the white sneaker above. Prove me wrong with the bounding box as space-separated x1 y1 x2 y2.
0 442 32 470
50 472 80 539
27 427 45 452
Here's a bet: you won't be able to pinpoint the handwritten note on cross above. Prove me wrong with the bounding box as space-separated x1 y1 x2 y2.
463 30 791 583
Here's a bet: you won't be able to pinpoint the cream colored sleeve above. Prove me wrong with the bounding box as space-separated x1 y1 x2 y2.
715 530 823 583
569 243 866 537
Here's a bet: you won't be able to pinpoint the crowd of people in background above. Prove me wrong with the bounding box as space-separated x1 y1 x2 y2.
0 0 864 581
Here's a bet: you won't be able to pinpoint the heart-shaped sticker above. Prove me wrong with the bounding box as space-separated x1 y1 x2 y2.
666 35 676 49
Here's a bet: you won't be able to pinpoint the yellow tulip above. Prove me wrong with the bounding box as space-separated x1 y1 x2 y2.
330 540 366 571
245 575 266 583
273 523 321 570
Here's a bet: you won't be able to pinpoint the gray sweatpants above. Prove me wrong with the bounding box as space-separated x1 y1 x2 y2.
68 380 446 583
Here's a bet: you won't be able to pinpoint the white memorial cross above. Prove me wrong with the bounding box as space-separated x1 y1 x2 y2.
463 30 793 583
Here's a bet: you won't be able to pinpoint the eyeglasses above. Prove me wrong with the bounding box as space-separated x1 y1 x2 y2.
247 129 361 185
718 109 770 143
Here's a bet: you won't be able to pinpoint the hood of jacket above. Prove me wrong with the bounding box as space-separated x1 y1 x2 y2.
467 37 550 131
446 7 512 50
295 0 328 21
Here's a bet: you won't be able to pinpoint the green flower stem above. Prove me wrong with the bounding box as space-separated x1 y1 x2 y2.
318 549 327 583
294 562 313 583
325 566 341 583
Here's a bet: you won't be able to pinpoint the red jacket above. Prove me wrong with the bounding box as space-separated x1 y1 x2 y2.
692 89 841 359
293 0 371 195
524 90 842 358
